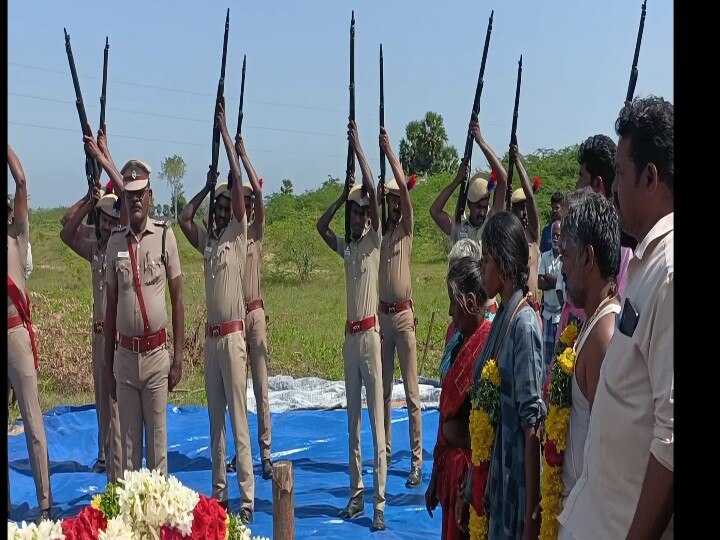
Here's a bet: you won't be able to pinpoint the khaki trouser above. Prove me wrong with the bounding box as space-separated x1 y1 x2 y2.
8 325 52 510
92 331 122 482
379 309 423 468
246 307 271 461
343 324 387 511
205 330 254 510
113 344 170 475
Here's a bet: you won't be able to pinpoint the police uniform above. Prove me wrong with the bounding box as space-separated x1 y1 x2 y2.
449 172 492 247
335 185 387 512
63 193 122 481
8 208 52 513
104 160 182 475
242 184 272 469
378 179 422 477
193 182 255 512
511 188 540 307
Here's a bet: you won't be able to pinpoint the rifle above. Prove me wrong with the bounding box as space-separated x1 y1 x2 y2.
207 9 230 236
229 54 247 191
379 43 386 235
626 0 647 103
64 28 101 239
344 11 356 244
100 37 109 134
454 10 494 225
506 55 523 210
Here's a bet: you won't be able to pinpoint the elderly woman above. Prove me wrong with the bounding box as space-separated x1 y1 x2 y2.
458 211 546 540
426 255 493 539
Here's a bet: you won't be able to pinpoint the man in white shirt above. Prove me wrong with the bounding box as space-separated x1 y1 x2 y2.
538 219 562 374
558 96 673 539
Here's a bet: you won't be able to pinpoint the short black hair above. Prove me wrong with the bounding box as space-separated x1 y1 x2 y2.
578 134 617 197
562 188 621 280
550 191 564 206
615 96 674 191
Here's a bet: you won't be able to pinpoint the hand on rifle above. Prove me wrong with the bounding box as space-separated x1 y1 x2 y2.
379 126 391 153
341 174 355 202
454 157 470 186
206 168 220 189
347 120 361 152
83 133 102 162
470 114 484 144
235 134 247 159
90 184 103 206
509 142 521 163
215 98 228 133
97 125 109 155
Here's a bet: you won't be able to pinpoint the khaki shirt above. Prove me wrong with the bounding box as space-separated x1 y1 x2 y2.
196 215 248 325
559 213 674 540
379 218 413 303
7 219 30 317
105 219 182 337
336 227 381 322
450 216 484 247
526 233 540 303
69 230 110 323
243 218 264 303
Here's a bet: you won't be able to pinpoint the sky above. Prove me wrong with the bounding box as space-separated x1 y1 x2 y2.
8 0 674 209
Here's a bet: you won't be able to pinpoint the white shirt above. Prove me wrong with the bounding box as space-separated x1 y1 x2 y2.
539 249 562 322
558 213 674 539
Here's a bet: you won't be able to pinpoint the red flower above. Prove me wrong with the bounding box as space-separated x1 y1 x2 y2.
160 526 187 540
532 176 542 192
407 174 417 190
258 178 264 188
105 179 115 194
61 505 107 540
471 462 490 516
189 495 228 540
490 170 498 182
544 439 564 467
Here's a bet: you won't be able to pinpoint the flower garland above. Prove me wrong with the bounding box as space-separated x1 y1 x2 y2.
7 469 269 540
468 358 501 540
539 322 579 540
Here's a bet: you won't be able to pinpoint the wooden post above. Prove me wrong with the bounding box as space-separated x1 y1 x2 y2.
272 460 295 539
419 311 436 378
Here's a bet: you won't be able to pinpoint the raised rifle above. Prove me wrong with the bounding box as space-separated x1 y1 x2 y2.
379 43 386 234
100 37 109 135
229 54 247 191
626 0 647 103
64 28 101 239
506 55 523 210
454 10 493 225
344 11 356 244
207 9 230 236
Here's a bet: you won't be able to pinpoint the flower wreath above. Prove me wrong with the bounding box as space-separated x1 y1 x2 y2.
539 321 580 540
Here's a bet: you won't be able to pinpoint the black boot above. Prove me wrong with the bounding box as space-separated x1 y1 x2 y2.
371 509 386 532
405 465 422 488
337 494 364 519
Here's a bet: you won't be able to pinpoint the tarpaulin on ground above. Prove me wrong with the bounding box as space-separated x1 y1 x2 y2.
9 404 443 539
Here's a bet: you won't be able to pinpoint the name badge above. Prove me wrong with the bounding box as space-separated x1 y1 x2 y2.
205 246 213 254
117 251 129 259
344 246 351 258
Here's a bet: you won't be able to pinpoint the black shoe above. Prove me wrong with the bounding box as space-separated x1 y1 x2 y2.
337 495 364 519
261 458 273 480
226 456 236 473
36 508 52 524
371 509 386 532
405 466 422 488
239 508 254 525
91 459 106 474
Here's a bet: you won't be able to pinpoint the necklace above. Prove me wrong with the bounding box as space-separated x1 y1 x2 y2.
574 292 618 352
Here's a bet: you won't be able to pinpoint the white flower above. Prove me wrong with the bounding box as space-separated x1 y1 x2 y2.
98 517 137 540
7 520 65 540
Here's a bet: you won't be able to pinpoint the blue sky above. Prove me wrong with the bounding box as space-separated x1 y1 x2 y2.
8 0 673 209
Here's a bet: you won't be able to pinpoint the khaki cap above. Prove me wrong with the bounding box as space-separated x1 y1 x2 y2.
511 188 526 204
347 184 369 207
120 159 152 192
467 172 491 203
97 193 120 219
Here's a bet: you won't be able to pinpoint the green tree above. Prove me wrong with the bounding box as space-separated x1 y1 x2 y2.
281 179 294 195
158 155 186 221
399 111 459 175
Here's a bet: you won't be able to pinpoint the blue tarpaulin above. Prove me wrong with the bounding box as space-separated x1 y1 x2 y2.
9 405 443 538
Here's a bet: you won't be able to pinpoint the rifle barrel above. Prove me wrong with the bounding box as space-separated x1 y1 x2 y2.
626 0 647 102
344 11 355 243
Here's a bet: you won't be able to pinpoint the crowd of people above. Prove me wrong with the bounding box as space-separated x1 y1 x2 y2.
7 93 673 538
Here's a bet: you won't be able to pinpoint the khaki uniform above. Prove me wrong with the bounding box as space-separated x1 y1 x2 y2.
105 219 181 475
336 227 387 511
243 218 271 462
195 216 254 510
450 217 483 246
7 219 52 510
526 233 540 305
69 229 122 482
378 219 422 469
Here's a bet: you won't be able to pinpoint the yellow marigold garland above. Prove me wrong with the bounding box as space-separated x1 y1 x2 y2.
468 358 501 540
539 322 579 540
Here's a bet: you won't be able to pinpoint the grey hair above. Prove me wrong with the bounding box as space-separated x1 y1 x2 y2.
447 256 487 316
561 187 621 279
448 238 482 268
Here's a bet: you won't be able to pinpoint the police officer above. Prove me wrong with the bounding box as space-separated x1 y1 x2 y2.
60 187 122 481
8 145 53 522
316 121 387 532
178 102 254 524
377 127 423 488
